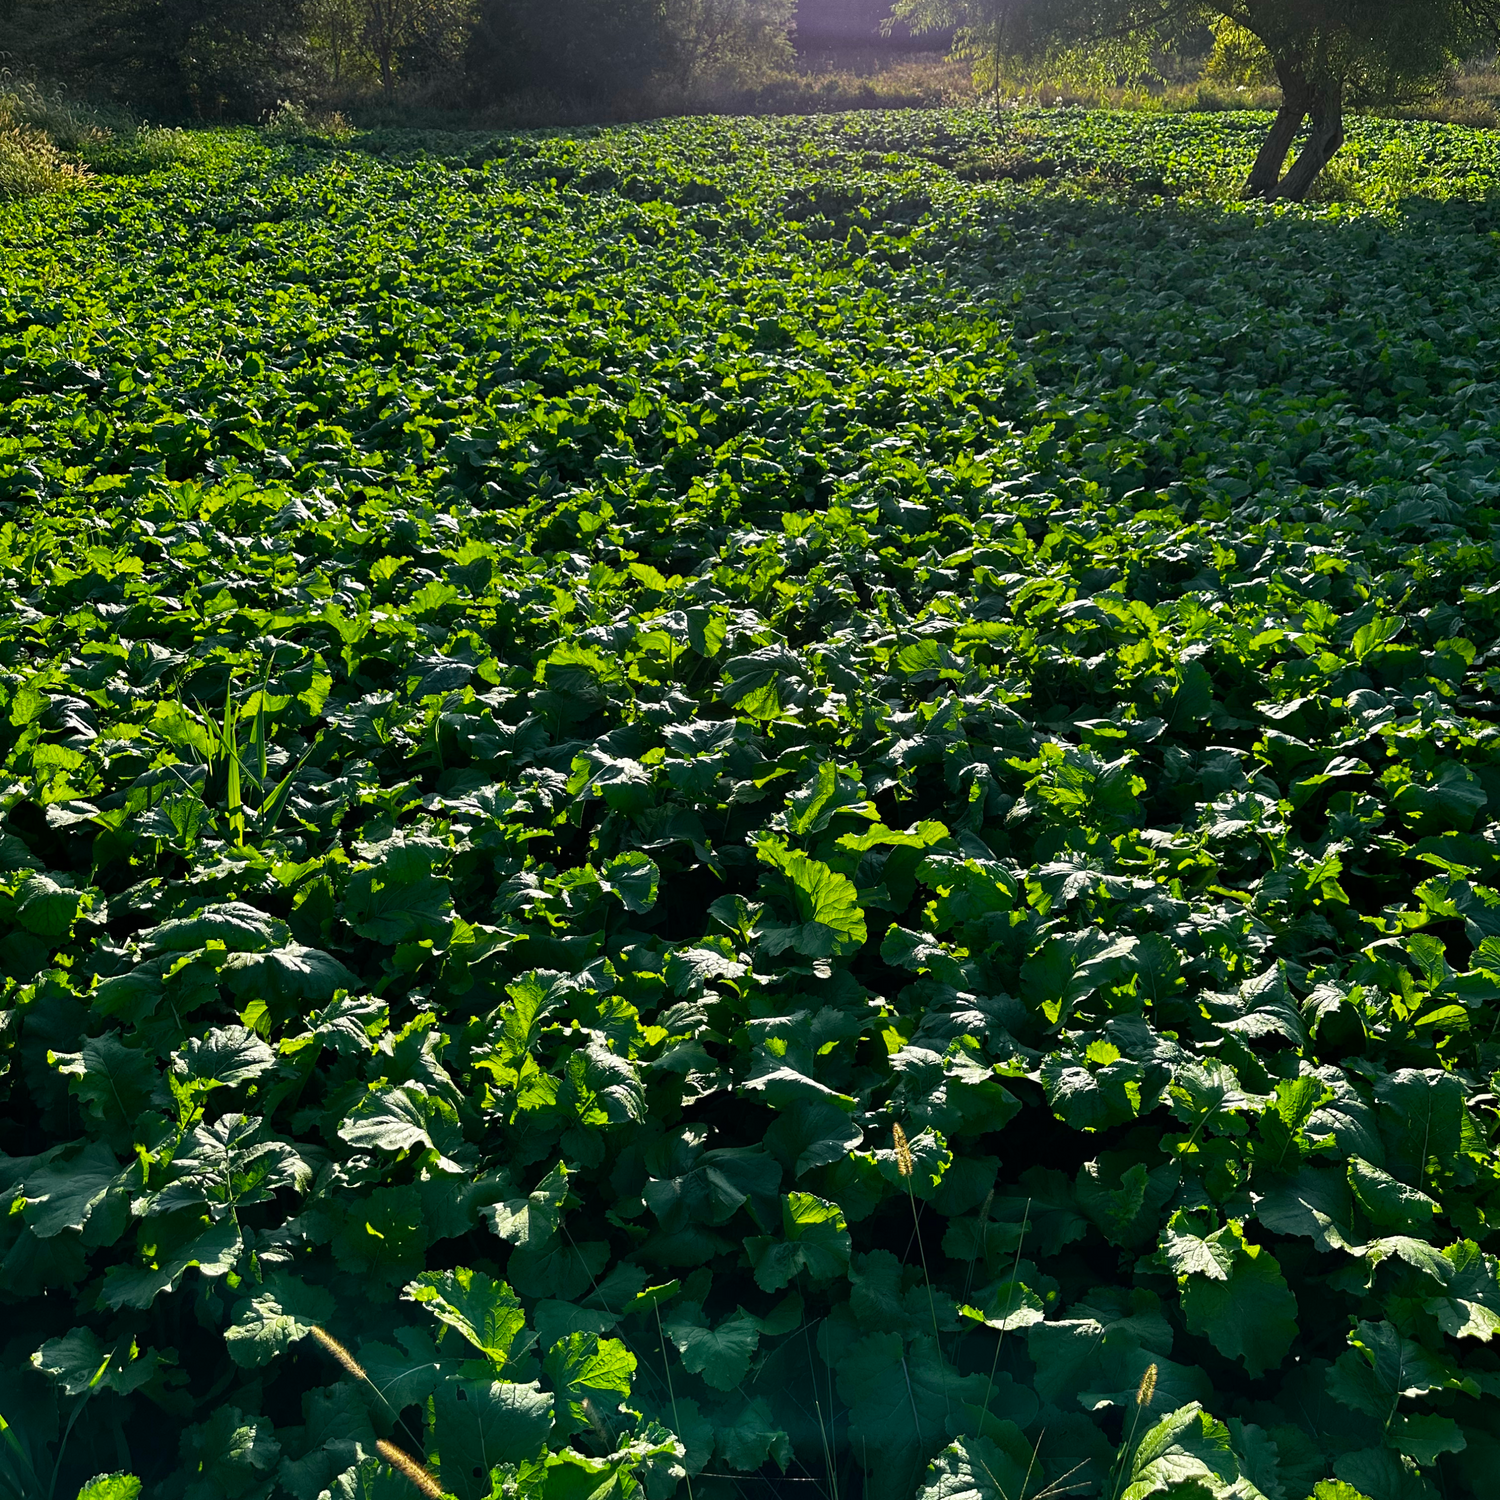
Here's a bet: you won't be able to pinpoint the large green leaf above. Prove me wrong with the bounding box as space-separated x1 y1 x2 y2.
404 1268 530 1369
338 1083 466 1165
1120 1403 1246 1500
1327 1320 1461 1423
32 1328 156 1396
174 1407 281 1500
917 1433 1033 1500
344 835 453 944
1172 1219 1298 1377
754 840 867 959
223 1274 336 1367
433 1379 553 1500
483 1163 569 1247
50 1035 157 1144
21 1141 124 1239
76 1476 143 1500
744 1191 851 1291
660 1304 761 1391
541 1332 636 1438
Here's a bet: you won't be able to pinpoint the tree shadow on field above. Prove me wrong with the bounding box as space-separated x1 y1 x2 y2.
916 180 1500 467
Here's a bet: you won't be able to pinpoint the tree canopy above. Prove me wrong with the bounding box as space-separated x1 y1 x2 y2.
890 0 1500 197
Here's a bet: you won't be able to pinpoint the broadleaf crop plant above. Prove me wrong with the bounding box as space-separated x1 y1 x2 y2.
5 106 1500 1500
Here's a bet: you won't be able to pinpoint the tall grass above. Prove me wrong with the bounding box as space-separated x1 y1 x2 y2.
0 73 224 199
964 41 1500 128
0 124 86 201
0 83 89 201
79 124 217 174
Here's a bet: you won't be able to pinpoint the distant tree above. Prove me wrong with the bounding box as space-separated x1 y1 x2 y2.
797 0 921 47
360 0 474 97
306 0 371 89
41 0 312 116
889 0 1500 199
664 0 796 88
471 0 793 108
3 0 477 112
469 0 665 105
0 0 104 82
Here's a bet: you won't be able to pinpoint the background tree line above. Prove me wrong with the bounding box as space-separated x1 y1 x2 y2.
0 0 805 119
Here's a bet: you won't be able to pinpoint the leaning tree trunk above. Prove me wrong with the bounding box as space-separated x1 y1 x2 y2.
1241 92 1309 200
1275 87 1345 201
1239 44 1346 204
1242 56 1314 199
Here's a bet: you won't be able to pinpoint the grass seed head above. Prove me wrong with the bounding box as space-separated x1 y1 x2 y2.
377 1440 444 1499
310 1326 369 1383
892 1122 914 1178
1136 1362 1158 1409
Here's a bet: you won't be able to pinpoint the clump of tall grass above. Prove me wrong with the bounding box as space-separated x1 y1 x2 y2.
0 73 219 189
261 99 355 143
0 122 86 201
0 76 117 149
0 84 89 201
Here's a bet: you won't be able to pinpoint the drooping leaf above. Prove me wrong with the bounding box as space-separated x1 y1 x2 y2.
404 1268 530 1370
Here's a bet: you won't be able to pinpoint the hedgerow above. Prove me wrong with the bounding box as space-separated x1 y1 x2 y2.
5 108 1500 1500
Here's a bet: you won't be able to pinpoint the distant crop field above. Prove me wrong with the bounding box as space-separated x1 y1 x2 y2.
6 107 1500 1500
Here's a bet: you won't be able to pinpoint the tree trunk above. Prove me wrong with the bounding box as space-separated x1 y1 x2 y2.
1275 88 1345 201
1241 97 1307 199
366 0 397 98
1241 49 1315 201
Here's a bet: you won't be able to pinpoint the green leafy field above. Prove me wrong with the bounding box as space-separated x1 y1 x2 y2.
6 107 1500 1500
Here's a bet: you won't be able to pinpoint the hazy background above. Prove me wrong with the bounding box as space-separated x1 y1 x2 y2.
0 0 961 125
1 0 1494 132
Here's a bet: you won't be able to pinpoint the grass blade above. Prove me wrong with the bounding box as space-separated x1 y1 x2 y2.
258 738 316 837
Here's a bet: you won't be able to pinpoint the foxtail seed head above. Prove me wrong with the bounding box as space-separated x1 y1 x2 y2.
310 1326 369 1383
1136 1363 1158 1410
377 1440 444 1499
892 1123 914 1179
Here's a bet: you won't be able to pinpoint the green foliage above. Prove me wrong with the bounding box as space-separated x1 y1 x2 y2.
1203 17 1276 87
76 126 218 177
260 101 355 143
8 105 1500 1499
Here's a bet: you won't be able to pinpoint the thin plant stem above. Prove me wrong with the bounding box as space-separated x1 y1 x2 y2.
310 1327 426 1454
961 1188 995 1309
801 1301 838 1500
655 1301 695 1500
1108 1365 1158 1500
895 1124 949 1420
981 1197 1031 1421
